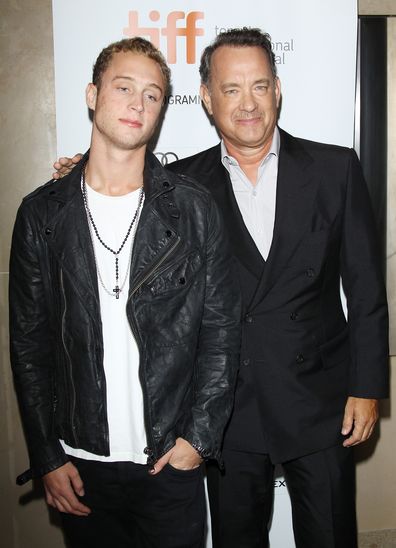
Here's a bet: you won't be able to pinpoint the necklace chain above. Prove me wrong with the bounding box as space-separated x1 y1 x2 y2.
81 164 144 299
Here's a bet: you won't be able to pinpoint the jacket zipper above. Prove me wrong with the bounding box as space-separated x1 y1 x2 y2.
60 269 78 445
128 236 181 459
130 236 182 296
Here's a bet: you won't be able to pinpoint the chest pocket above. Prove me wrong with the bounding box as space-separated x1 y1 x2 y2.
147 249 203 296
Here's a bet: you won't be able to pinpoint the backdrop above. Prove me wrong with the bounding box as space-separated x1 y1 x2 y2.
52 1 358 545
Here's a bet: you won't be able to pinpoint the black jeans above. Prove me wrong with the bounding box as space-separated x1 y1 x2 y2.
61 457 205 548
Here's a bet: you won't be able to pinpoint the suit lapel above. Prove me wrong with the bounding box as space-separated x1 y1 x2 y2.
249 130 318 310
205 147 265 280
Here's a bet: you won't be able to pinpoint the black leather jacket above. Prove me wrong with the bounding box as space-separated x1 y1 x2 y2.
9 152 241 483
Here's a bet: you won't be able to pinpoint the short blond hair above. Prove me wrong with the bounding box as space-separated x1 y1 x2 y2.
92 37 171 92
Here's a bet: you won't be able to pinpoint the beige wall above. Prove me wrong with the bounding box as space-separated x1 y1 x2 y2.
0 1 394 547
359 0 396 15
0 0 63 546
356 11 396 536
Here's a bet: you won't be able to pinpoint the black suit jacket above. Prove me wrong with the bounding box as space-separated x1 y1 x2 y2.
167 128 389 463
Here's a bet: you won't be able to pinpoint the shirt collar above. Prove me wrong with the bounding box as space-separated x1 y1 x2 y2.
221 126 280 172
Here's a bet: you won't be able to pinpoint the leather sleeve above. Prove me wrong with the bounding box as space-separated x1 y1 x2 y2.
179 195 242 460
9 201 68 482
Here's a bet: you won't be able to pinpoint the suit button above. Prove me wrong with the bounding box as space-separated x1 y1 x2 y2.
165 230 172 237
179 277 186 285
290 312 299 321
306 268 315 277
45 227 52 235
242 359 250 366
143 447 153 455
296 354 305 364
163 181 170 188
245 314 253 323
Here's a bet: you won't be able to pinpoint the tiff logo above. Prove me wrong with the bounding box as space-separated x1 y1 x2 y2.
124 11 204 64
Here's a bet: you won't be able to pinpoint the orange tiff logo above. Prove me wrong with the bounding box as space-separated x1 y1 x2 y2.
123 10 204 64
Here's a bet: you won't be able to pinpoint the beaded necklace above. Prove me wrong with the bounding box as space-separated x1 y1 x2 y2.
81 165 144 299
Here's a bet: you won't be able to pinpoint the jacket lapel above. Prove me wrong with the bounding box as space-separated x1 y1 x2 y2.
44 156 101 322
249 129 318 310
204 146 265 280
128 153 181 293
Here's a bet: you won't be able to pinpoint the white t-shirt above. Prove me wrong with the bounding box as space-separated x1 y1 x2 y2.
61 184 147 464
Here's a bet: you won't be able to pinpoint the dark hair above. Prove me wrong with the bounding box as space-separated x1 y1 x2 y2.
199 27 277 86
92 37 171 92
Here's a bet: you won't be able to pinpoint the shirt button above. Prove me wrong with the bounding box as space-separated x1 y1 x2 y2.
296 354 305 364
245 314 253 323
306 268 315 277
290 312 299 321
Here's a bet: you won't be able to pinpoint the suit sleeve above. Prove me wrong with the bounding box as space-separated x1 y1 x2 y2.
340 149 389 398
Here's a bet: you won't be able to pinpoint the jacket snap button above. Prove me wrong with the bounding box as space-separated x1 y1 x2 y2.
243 358 250 366
296 354 305 364
245 314 253 323
165 230 172 237
290 312 299 321
143 447 152 455
179 277 186 284
163 181 170 188
45 227 52 235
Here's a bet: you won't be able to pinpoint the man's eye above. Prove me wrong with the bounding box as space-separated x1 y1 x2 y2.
118 87 130 92
256 85 269 92
145 93 158 102
224 89 237 95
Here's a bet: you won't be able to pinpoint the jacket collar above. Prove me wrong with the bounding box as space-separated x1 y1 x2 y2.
45 149 175 207
43 149 176 322
201 145 265 281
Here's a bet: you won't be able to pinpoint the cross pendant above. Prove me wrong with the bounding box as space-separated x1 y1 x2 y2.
113 285 121 299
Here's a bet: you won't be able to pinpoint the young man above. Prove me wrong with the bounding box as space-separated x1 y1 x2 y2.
52 28 389 548
9 37 241 548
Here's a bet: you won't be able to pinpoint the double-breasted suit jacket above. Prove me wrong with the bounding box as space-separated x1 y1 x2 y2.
168 128 389 463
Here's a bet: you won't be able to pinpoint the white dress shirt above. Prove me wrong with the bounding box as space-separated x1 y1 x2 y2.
221 127 280 260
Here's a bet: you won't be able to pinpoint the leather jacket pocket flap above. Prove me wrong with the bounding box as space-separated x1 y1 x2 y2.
148 250 202 296
320 328 350 369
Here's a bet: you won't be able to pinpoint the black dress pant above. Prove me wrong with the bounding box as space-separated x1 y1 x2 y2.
207 445 357 548
61 457 205 548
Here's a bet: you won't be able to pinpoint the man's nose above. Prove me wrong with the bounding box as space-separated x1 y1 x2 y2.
129 93 144 113
240 90 257 112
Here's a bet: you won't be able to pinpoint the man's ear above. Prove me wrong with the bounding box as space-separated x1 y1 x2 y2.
274 77 281 109
86 83 97 111
200 84 213 116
